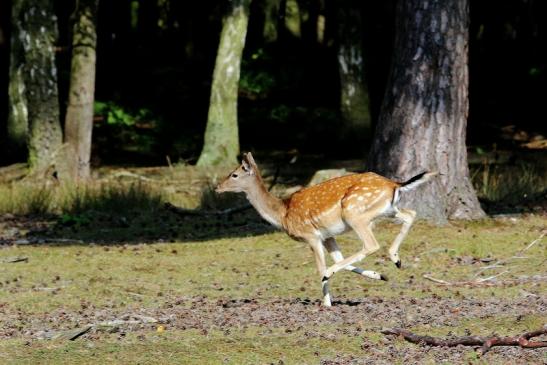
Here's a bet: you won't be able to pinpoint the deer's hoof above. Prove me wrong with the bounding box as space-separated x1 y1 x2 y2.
395 260 402 269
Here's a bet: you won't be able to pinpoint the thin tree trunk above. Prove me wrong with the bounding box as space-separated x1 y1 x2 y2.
64 0 99 181
197 0 251 167
7 0 28 153
263 0 281 43
19 0 63 173
284 0 301 38
367 0 484 222
337 0 372 141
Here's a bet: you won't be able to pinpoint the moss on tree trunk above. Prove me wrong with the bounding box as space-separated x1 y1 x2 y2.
63 0 99 182
367 0 485 222
197 0 251 168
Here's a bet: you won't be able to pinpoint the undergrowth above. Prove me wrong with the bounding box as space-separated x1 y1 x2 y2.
0 182 165 217
470 162 546 206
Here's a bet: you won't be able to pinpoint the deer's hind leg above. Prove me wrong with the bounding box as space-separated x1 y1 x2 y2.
324 216 380 279
388 208 416 268
323 238 387 281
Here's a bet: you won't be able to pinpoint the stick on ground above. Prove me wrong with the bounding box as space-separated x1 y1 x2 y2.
381 327 547 355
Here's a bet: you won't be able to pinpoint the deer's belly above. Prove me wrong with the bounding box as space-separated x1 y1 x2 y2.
316 219 349 240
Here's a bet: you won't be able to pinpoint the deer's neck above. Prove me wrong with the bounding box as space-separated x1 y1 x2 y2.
246 181 286 228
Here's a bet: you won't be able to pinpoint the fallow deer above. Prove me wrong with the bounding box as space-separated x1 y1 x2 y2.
216 152 437 306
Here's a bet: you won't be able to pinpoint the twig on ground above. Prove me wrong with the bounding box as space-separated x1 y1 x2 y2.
381 327 547 355
422 275 452 285
473 231 545 278
423 271 509 286
475 270 509 283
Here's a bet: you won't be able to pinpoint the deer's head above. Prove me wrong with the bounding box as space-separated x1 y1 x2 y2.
216 152 260 194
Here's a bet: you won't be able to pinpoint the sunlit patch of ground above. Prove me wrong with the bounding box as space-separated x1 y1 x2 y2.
0 214 545 363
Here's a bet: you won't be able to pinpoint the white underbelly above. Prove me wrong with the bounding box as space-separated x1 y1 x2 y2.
316 219 349 240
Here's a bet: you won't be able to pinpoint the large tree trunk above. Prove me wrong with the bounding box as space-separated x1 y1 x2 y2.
19 0 63 172
336 0 372 142
197 0 251 167
367 0 485 222
7 0 28 154
63 0 99 181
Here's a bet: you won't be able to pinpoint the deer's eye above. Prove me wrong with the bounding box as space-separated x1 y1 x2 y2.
231 173 238 178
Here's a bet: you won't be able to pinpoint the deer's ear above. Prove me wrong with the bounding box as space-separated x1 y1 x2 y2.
243 152 257 168
241 153 256 175
241 159 251 172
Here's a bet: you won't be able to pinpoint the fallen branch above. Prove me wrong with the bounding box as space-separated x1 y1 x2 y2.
381 327 547 355
2 256 28 263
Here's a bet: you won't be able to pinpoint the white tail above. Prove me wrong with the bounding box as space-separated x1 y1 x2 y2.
216 153 436 307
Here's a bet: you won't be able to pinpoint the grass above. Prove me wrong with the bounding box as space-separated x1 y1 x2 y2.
0 164 546 363
0 215 545 363
470 162 547 207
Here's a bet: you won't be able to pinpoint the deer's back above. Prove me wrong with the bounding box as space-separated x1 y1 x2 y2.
282 172 399 239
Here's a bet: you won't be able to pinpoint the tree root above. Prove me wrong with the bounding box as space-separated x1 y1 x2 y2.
381 327 547 355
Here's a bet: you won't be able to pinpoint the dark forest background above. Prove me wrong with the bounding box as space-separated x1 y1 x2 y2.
0 0 545 166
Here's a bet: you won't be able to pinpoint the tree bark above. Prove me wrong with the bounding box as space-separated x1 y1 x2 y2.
336 0 372 141
18 0 63 173
64 0 99 181
7 0 29 153
197 0 251 167
367 0 484 222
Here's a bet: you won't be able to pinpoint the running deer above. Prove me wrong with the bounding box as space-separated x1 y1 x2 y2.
216 153 437 306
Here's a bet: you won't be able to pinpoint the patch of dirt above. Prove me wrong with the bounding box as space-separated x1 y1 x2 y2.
1 295 545 363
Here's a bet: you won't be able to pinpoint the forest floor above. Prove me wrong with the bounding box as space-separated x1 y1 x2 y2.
0 211 546 364
0 154 546 364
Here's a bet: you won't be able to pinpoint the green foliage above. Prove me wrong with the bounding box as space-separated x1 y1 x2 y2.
94 101 152 127
59 213 91 228
269 104 292 122
239 49 276 96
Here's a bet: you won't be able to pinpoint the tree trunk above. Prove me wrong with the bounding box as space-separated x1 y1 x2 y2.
284 0 301 38
64 0 99 181
19 0 63 173
336 0 372 141
197 0 251 167
7 0 28 153
263 0 281 43
367 0 485 222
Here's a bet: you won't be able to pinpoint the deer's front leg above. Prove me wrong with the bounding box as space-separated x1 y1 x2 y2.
308 238 331 307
